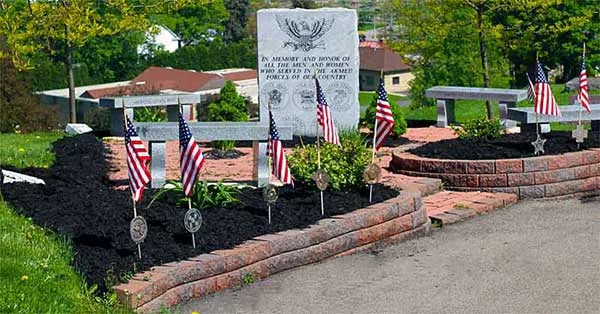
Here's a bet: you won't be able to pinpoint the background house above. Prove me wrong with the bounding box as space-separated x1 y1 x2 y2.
359 41 413 93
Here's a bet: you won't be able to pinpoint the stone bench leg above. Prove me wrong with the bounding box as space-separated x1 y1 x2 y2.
253 141 270 187
111 108 134 136
436 99 455 127
149 141 166 189
167 104 193 122
499 102 516 128
521 123 551 134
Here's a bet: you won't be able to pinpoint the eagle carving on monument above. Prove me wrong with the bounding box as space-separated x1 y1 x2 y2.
275 16 335 52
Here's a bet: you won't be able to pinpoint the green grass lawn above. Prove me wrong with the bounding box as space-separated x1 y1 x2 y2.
0 132 128 313
0 132 64 168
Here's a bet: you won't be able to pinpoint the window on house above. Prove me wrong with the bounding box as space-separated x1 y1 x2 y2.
392 76 400 85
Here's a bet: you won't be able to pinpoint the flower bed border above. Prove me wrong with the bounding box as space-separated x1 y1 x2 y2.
114 190 431 312
390 148 600 199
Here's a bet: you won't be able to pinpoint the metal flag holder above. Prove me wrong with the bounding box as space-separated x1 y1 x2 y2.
365 70 385 202
264 99 279 224
123 99 145 260
179 97 203 248
572 42 588 149
530 54 545 155
313 72 328 216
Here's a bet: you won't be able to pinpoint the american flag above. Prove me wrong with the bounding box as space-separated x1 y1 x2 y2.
534 61 561 117
315 78 340 145
179 112 205 197
267 111 293 185
526 73 535 102
578 51 590 112
124 116 151 203
374 79 395 150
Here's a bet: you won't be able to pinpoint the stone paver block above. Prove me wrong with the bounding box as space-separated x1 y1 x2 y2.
582 150 600 165
479 174 508 187
430 212 463 225
440 173 479 187
523 157 549 172
410 206 428 229
496 159 523 173
466 160 495 174
544 180 582 197
546 155 570 170
534 168 575 185
519 185 545 199
507 172 535 186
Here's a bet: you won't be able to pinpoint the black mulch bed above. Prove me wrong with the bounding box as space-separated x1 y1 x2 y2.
409 131 600 160
203 148 247 159
2 134 398 292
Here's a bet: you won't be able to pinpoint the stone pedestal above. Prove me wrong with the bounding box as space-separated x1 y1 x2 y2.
436 99 455 127
253 141 270 187
149 141 166 188
498 102 517 128
111 108 134 136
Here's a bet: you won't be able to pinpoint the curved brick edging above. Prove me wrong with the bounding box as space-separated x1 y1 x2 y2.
390 148 600 199
114 191 430 313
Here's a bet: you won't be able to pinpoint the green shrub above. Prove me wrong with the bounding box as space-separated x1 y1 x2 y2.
363 93 408 137
287 129 371 192
452 117 503 140
1 56 60 133
150 180 244 210
134 107 167 122
206 83 249 152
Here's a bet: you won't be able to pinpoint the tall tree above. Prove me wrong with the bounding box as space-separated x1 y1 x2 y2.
0 0 207 123
224 0 250 42
291 0 315 9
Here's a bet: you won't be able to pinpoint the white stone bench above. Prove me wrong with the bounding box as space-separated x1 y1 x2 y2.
425 86 528 127
99 94 206 136
134 122 293 188
507 104 600 132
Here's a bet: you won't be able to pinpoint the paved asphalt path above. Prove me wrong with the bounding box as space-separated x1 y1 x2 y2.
179 197 600 314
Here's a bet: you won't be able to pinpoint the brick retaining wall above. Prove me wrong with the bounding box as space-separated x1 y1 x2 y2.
390 148 600 199
114 191 430 313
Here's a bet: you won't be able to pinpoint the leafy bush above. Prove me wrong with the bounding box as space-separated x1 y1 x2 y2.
206 81 249 152
150 180 244 210
452 117 503 140
287 129 371 192
363 93 408 137
134 107 167 122
1 56 59 133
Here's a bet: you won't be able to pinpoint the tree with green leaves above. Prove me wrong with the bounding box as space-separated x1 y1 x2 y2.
224 0 250 43
0 0 209 123
291 0 315 9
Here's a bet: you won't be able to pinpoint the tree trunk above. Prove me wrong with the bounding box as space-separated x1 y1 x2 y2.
477 7 492 119
66 25 76 124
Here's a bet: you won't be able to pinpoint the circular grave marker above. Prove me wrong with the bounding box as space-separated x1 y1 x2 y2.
263 184 279 204
184 208 203 233
129 216 147 244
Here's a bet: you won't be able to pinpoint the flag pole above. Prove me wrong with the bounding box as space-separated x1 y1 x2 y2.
369 70 384 203
267 99 273 225
535 52 540 139
578 43 585 126
179 97 197 248
315 71 324 216
123 98 142 260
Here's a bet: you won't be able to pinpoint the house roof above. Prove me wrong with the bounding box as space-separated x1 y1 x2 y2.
359 46 411 72
131 67 225 92
79 67 259 99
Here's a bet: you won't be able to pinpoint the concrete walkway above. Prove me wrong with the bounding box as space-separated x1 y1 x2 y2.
178 196 600 314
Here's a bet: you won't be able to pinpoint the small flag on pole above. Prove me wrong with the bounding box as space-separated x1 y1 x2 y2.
534 61 561 117
374 80 395 150
578 50 591 113
124 117 151 203
316 78 341 146
526 73 535 102
267 111 293 186
178 112 205 197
